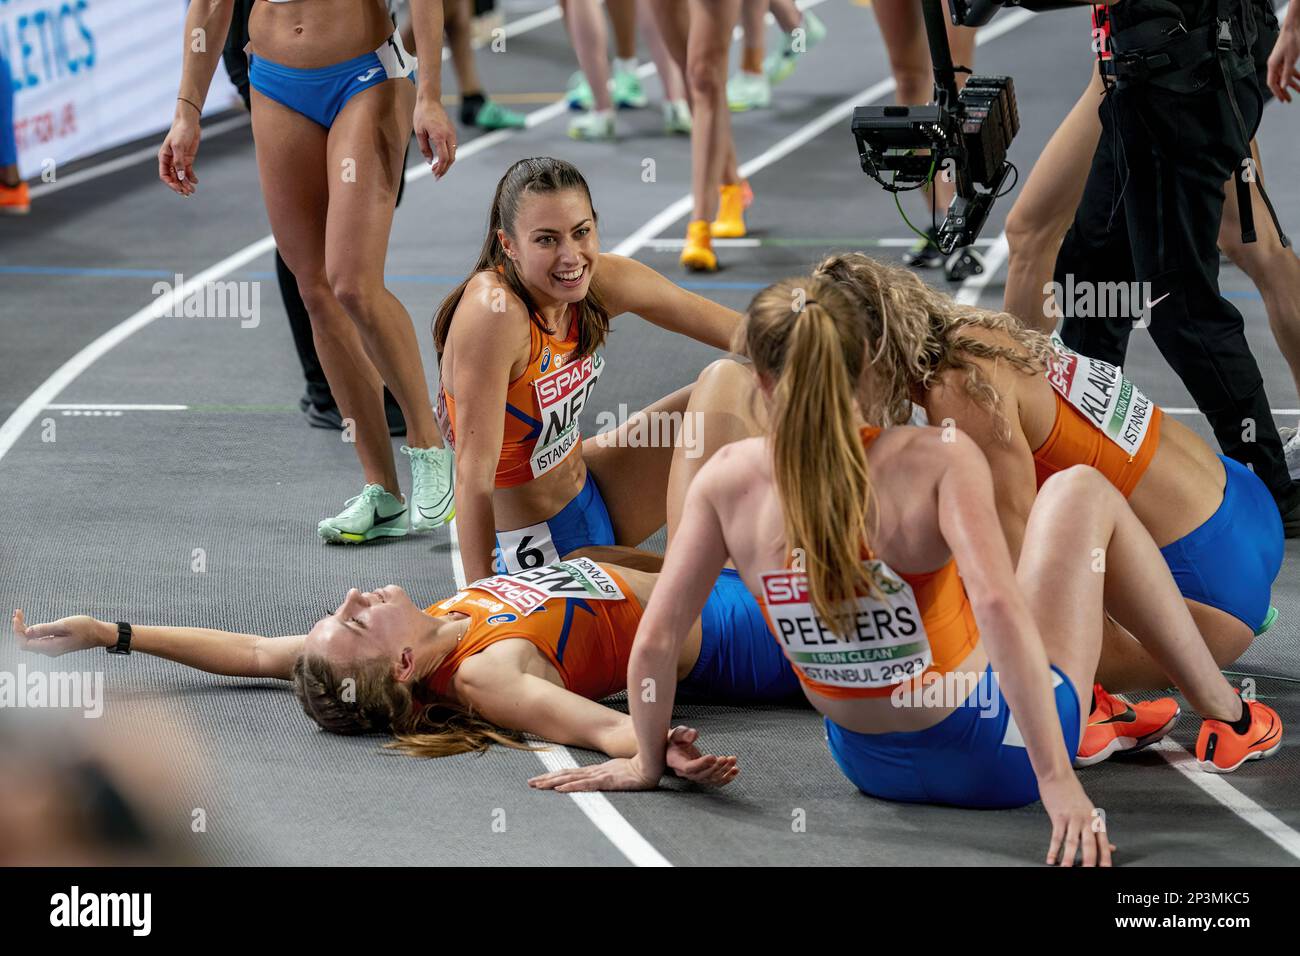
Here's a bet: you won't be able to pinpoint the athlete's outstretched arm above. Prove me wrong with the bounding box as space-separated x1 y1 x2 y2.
12 609 303 681
531 458 738 791
593 254 740 351
931 432 1110 866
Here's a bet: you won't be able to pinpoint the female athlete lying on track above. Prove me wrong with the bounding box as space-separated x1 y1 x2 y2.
13 364 796 769
530 276 1283 867
812 253 1283 704
433 156 740 582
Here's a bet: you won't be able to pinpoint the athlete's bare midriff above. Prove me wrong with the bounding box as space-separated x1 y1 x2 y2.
249 0 395 68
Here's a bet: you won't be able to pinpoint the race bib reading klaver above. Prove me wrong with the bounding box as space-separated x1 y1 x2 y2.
1045 334 1155 459
530 353 604 479
760 562 932 690
467 557 625 617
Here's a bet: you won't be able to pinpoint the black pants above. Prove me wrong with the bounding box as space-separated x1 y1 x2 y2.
1055 71 1297 505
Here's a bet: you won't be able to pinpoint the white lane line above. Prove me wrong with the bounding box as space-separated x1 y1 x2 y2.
1163 407 1300 417
46 403 190 411
612 9 1036 259
446 518 672 867
28 115 252 199
1150 739 1300 862
0 236 277 463
643 237 996 250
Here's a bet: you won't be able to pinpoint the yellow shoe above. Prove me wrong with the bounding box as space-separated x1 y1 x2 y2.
710 184 746 238
680 220 717 272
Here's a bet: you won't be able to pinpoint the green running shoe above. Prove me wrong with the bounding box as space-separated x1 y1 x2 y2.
470 99 526 130
568 110 616 141
612 68 648 109
566 71 594 111
727 70 771 111
403 445 455 532
662 99 692 135
766 9 827 85
318 484 408 545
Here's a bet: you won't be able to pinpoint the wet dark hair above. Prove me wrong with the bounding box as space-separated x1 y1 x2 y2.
434 157 610 362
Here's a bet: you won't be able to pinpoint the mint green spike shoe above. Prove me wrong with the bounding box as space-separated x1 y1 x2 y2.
766 9 827 85
402 445 455 533
566 71 594 111
317 484 409 545
612 68 648 109
470 99 526 130
727 70 771 111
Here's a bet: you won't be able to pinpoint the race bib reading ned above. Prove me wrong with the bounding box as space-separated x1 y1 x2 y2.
467 557 625 616
760 562 932 690
530 353 604 478
1045 334 1155 459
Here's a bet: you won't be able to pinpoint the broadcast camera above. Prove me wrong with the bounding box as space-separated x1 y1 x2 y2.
850 0 1082 252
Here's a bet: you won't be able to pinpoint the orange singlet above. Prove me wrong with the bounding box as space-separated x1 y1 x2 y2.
1031 337 1163 497
436 307 604 489
423 560 641 701
757 426 979 700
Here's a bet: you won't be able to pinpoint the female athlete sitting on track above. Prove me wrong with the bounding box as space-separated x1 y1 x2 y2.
530 275 1282 868
433 156 739 581
812 253 1284 708
13 364 797 770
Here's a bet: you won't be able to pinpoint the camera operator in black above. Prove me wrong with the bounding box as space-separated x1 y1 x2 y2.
1052 0 1300 535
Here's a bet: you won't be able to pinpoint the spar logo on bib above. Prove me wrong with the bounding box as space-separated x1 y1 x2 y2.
760 563 932 691
530 353 604 478
1046 335 1155 459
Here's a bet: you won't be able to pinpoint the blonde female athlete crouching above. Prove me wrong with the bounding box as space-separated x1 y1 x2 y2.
532 276 1283 867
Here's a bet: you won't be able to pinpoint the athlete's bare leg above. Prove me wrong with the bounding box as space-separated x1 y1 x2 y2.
1003 65 1105 331
687 0 742 223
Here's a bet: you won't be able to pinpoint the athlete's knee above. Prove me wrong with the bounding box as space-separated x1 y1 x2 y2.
1038 465 1120 512
686 55 724 100
694 358 752 395
329 273 386 324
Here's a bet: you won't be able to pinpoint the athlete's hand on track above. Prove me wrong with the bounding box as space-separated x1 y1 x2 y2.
414 95 457 180
1268 26 1300 103
12 609 110 656
528 755 659 792
1039 774 1115 867
158 116 201 197
664 725 739 787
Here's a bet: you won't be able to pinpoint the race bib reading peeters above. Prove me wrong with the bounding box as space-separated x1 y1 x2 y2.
530 353 604 478
467 557 625 616
1045 334 1155 459
760 563 932 690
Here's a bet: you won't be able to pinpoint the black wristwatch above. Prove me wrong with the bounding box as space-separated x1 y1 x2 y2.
107 621 133 655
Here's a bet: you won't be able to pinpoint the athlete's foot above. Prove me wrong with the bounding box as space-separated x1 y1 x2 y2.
903 226 944 269
566 71 594 111
466 99 526 130
727 70 771 111
612 68 647 110
317 484 409 545
402 444 455 533
765 10 827 86
0 180 30 216
662 100 692 135
681 220 717 272
1196 695 1283 773
710 184 747 239
1075 684 1180 767
740 179 754 210
568 110 616 141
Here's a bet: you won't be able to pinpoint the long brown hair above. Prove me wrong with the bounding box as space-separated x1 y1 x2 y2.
736 276 878 633
433 157 611 363
812 252 1052 438
292 654 542 760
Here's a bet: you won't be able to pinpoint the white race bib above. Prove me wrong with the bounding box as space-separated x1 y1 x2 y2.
1045 335 1155 459
468 557 626 617
760 562 932 690
530 353 604 479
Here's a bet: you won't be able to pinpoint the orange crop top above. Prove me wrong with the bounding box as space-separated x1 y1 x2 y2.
436 309 604 489
756 427 979 700
1032 337 1163 498
423 560 642 701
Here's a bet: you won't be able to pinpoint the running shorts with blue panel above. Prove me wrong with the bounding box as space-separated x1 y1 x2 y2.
680 569 803 703
493 474 616 574
1159 456 1283 635
824 665 1082 810
248 30 416 129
